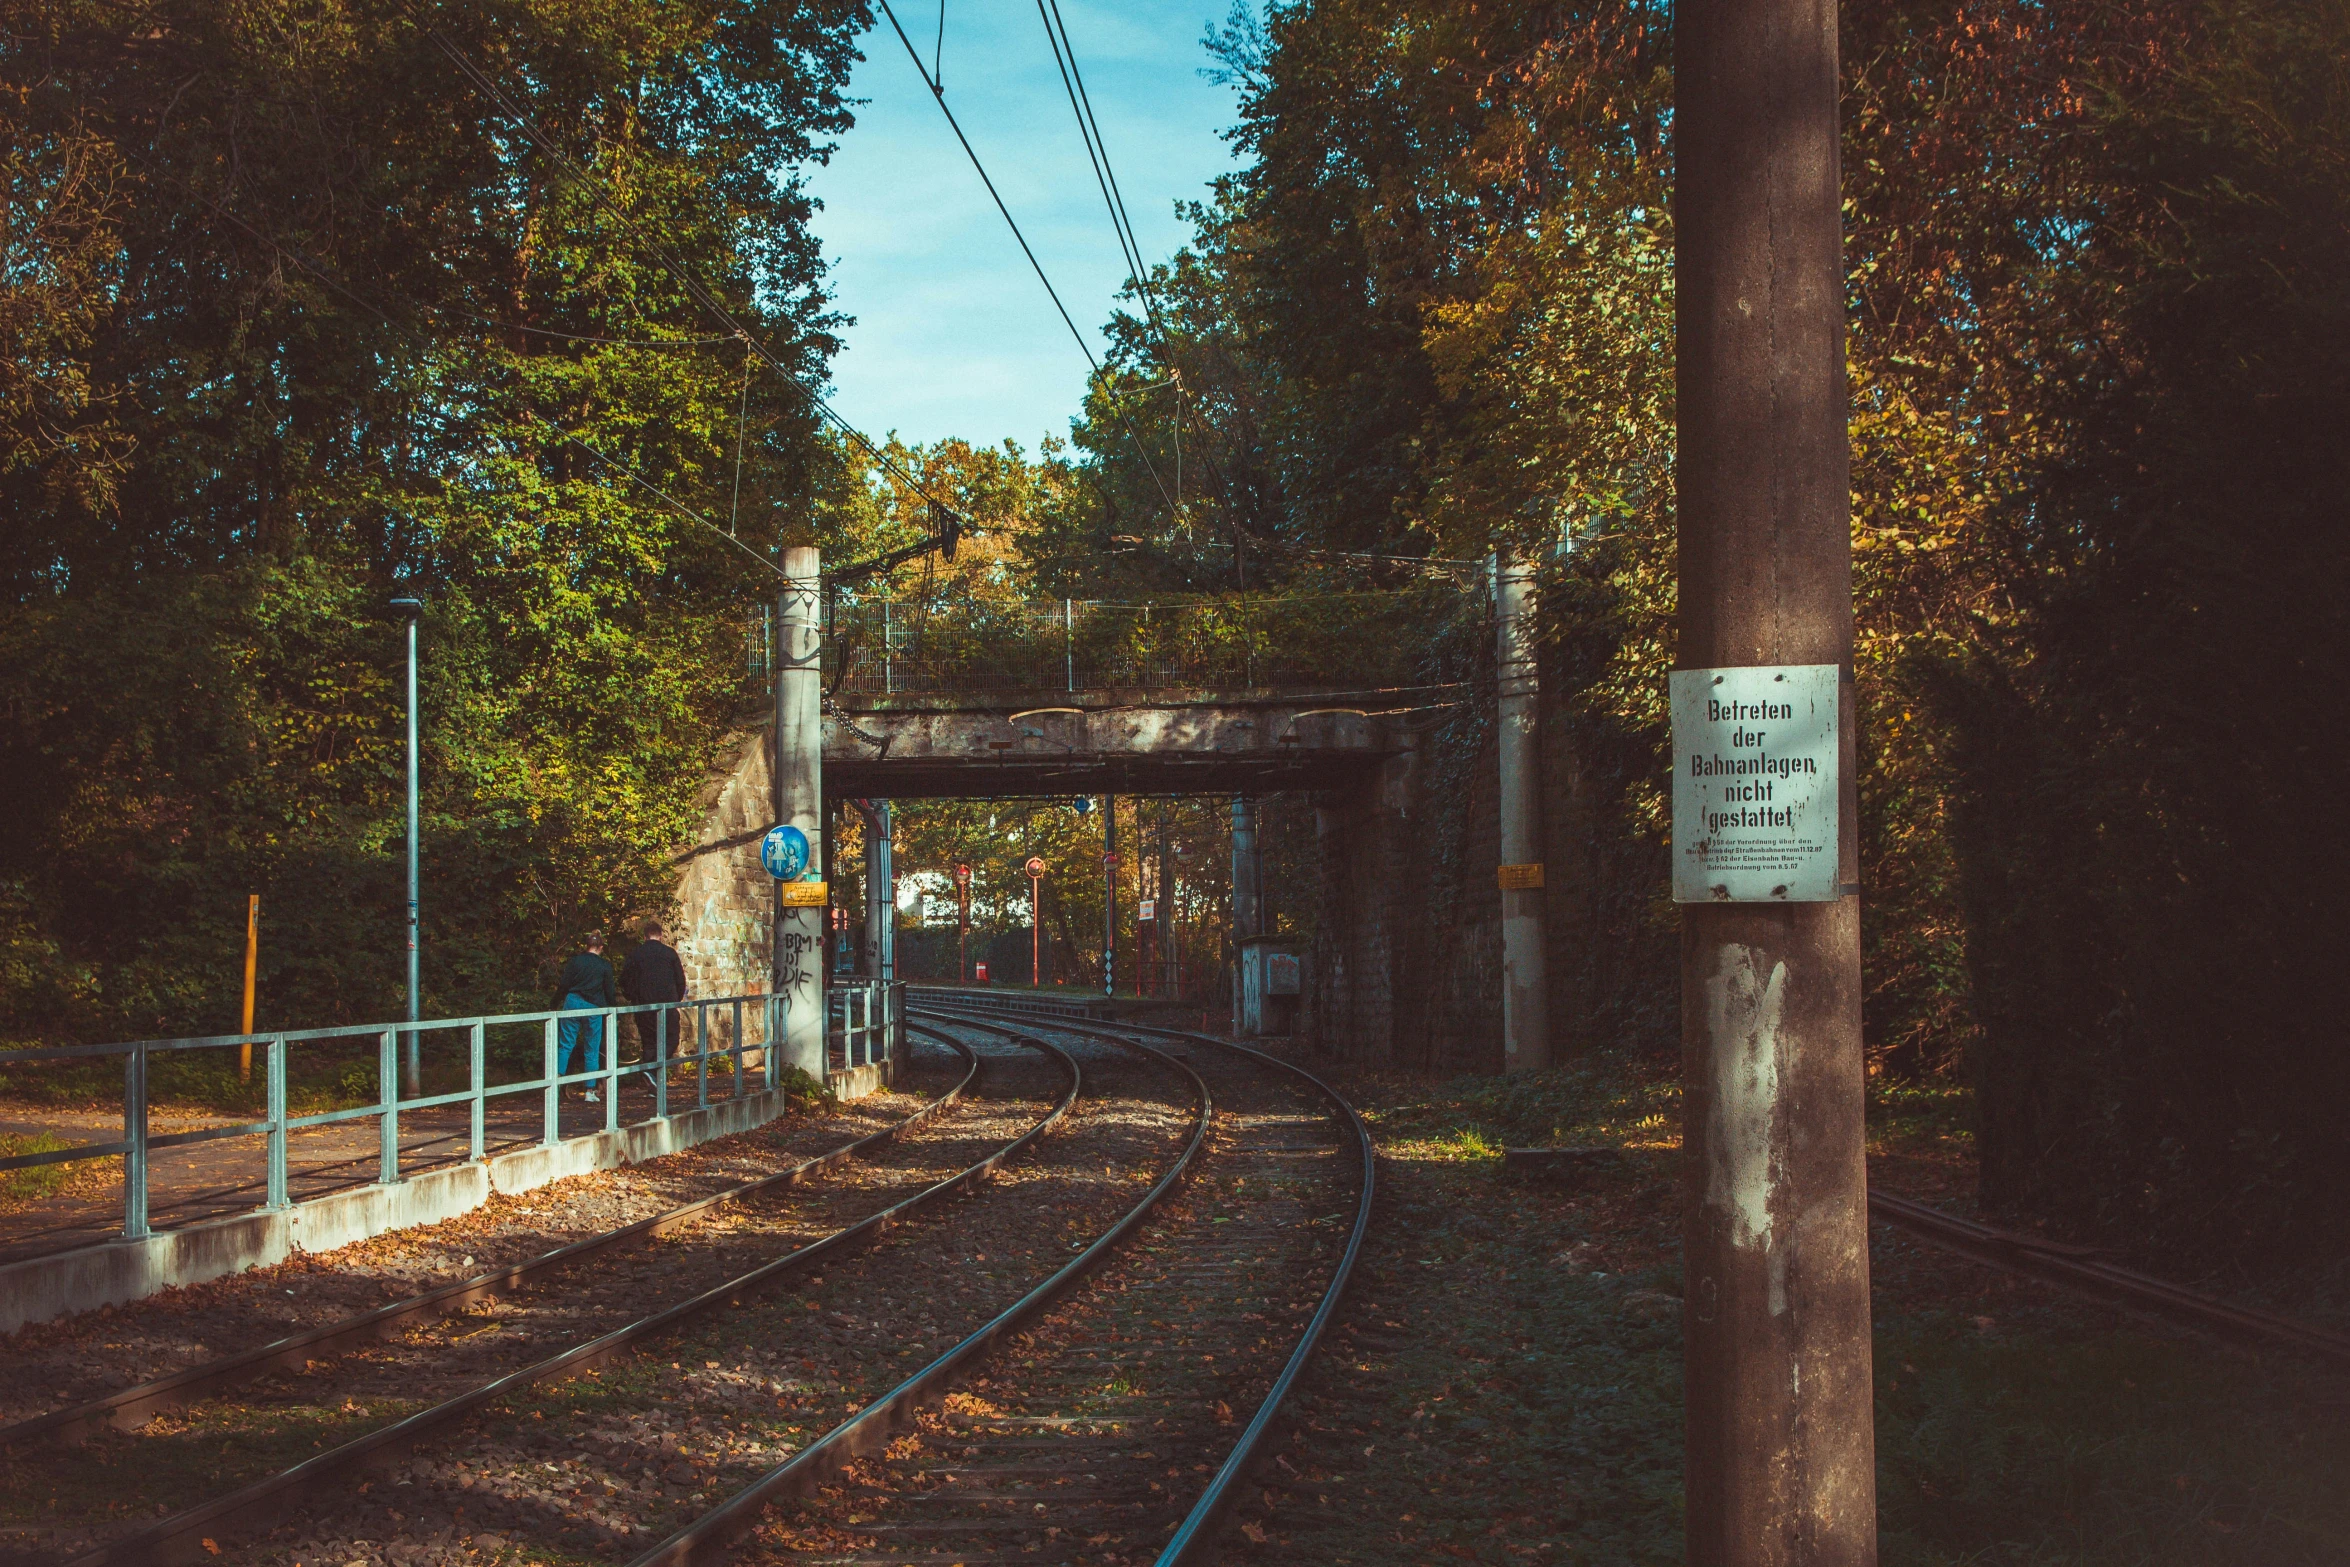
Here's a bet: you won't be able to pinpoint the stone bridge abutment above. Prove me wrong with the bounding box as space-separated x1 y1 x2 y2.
669 677 1587 1075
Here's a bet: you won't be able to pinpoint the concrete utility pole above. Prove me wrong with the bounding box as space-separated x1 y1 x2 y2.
774 548 826 1083
1675 1 1875 1562
853 800 894 983
1159 807 1175 998
1494 550 1549 1074
1229 796 1258 1033
1103 794 1119 997
955 862 971 985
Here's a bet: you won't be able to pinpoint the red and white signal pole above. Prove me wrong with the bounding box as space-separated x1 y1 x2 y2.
954 861 972 984
1025 856 1046 987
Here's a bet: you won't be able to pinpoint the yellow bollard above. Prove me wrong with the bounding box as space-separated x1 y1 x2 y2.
239 894 259 1081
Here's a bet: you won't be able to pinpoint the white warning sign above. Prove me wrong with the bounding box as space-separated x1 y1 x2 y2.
1671 664 1841 903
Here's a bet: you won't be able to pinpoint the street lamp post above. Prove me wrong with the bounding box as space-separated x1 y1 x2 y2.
390 596 424 1098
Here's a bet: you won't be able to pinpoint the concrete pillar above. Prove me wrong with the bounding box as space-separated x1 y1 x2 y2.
853 799 894 983
773 548 826 1084
1676 0 1875 1559
876 805 893 984
1230 796 1260 937
1495 549 1550 1074
1102 793 1119 997
1158 805 1176 997
1230 796 1258 1033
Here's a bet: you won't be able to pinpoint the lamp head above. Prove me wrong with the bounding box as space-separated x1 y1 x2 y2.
389 596 425 620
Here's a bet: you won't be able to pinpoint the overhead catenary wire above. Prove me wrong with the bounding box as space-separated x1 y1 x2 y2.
562 428 795 583
1033 0 1235 522
171 163 737 354
1034 0 1153 326
729 342 753 536
873 0 1181 523
168 164 802 586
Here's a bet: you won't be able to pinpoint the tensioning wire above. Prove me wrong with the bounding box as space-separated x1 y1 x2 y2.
872 0 1182 523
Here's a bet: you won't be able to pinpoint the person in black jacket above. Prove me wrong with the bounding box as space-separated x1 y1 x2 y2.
554 933 616 1102
620 921 690 1063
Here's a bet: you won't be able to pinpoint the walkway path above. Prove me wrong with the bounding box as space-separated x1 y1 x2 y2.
0 1054 763 1268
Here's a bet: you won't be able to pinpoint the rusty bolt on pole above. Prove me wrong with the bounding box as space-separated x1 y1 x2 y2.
1675 0 1876 1562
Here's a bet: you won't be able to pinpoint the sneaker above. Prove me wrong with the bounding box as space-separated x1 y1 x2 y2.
584 1090 601 1103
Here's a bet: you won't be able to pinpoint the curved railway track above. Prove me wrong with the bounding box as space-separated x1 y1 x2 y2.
1 1040 983 1452
17 991 2338 1567
4 1009 1376 1567
628 1007 1373 1567
14 1027 1072 1565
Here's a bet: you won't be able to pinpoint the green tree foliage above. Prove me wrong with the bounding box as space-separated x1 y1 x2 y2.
882 794 1257 995
0 0 871 1041
1059 0 2350 1261
1842 0 2350 1246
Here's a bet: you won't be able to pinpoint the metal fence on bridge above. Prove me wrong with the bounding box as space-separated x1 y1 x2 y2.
751 586 1484 696
0 980 903 1257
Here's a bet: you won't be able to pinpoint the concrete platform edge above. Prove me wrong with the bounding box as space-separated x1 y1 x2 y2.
0 1082 799 1336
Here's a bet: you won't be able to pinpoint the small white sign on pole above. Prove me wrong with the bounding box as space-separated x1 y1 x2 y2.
1671 664 1841 903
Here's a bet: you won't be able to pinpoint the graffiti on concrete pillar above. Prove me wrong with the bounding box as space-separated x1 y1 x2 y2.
778 927 817 993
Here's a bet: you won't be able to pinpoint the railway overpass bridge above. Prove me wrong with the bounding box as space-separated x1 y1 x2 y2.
676 677 1470 1063
821 682 1447 797
679 563 1542 1077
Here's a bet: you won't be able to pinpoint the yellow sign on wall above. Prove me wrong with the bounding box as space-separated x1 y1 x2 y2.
779 880 828 907
1496 863 1545 891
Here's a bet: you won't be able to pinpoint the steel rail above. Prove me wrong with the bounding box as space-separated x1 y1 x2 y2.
4 1038 984 1451
61 1026 1080 1567
625 1004 1375 1567
1868 1189 2350 1368
964 1009 1377 1567
620 1009 1215 1567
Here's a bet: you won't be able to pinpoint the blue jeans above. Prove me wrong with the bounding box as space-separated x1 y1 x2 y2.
558 994 603 1084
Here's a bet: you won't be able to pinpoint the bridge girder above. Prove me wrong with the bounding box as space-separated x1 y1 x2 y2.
821 687 1431 799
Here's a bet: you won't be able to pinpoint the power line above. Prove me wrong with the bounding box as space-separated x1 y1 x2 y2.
563 429 794 582
487 323 735 348
164 146 747 355
1030 0 1236 529
872 0 1181 522
1036 0 1161 335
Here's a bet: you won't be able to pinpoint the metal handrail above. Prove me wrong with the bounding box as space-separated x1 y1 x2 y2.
0 991 786 1245
824 979 904 1071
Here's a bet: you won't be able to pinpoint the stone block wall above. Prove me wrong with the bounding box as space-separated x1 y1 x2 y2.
1304 630 1620 1073
672 728 775 1018
1304 712 1509 1073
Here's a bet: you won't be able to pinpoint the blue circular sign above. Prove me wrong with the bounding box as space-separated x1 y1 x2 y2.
760 825 811 881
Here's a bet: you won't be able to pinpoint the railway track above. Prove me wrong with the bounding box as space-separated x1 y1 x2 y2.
1868 1189 2350 1368
5 1010 1374 1566
477 1007 1380 1567
0 1042 982 1450
626 1007 1373 1567
4 1027 1071 1565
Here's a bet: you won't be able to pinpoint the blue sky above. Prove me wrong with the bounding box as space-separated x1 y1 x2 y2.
803 1 1246 452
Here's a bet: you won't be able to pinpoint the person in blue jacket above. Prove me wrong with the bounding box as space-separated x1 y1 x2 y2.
554 932 616 1102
